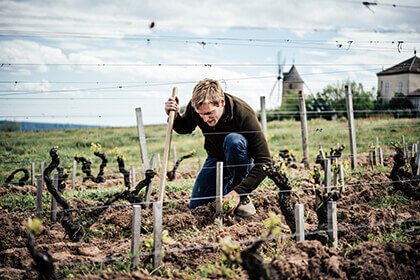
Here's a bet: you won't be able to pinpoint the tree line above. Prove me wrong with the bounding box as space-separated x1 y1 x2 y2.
263 80 416 121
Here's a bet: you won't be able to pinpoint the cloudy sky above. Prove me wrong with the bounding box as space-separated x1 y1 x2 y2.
1 0 419 126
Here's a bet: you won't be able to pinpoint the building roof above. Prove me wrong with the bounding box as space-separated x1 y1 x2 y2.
283 65 304 83
377 55 420 76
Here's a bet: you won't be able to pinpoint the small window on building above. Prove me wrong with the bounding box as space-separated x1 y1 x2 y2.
398 81 403 93
380 81 383 91
289 84 293 89
385 82 389 94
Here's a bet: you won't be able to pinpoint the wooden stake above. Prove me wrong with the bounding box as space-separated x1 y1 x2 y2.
153 201 163 270
131 166 136 189
338 164 345 191
131 205 142 269
319 144 326 160
327 201 338 247
72 160 77 189
345 85 357 169
298 90 310 169
172 144 177 166
36 175 43 219
295 204 305 241
215 161 223 226
136 107 149 169
51 173 58 222
157 87 178 202
324 159 331 193
31 162 35 186
260 96 267 138
379 147 384 166
145 154 158 205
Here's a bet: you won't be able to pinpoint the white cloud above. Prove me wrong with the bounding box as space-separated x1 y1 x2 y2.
0 0 419 126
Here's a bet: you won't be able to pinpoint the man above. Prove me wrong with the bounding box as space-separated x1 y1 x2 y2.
165 78 271 217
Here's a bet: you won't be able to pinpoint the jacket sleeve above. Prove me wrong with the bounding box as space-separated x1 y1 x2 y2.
233 108 272 195
172 102 198 134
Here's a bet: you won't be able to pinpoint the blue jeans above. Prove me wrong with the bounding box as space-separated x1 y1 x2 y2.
189 133 254 209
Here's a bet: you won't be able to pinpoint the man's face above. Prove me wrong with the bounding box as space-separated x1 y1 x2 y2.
195 99 225 127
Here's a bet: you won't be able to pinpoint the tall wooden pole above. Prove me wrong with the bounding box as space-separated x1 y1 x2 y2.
260 96 267 138
136 107 149 169
345 85 357 169
298 90 309 168
157 87 178 202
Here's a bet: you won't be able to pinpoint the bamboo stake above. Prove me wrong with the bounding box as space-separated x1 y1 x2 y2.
157 87 178 202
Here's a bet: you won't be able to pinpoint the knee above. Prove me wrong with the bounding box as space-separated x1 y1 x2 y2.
223 133 247 152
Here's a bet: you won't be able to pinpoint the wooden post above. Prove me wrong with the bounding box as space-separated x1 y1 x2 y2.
136 107 149 169
295 204 305 241
345 85 357 169
415 136 420 176
36 175 43 219
411 144 416 161
173 144 177 166
333 164 339 187
298 90 310 168
338 164 345 191
376 137 383 166
40 162 45 184
324 159 331 193
153 201 163 270
260 96 267 138
401 135 406 159
158 87 178 202
215 161 224 226
131 205 142 269
404 143 410 162
72 160 77 189
379 147 384 166
319 144 326 160
51 173 58 222
31 162 35 186
327 201 338 247
131 166 136 189
145 154 158 205
369 144 374 169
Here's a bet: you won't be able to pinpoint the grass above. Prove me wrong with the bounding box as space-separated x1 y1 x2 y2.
367 225 410 243
369 192 411 209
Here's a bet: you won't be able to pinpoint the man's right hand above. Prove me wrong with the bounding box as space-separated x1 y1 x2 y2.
165 96 180 116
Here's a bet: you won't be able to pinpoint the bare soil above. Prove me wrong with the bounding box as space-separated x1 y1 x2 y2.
0 157 419 279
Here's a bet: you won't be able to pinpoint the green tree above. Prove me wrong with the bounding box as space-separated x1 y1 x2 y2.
306 80 374 119
0 121 21 132
387 92 414 118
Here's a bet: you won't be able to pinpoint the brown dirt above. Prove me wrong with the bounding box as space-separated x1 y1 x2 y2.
0 155 419 279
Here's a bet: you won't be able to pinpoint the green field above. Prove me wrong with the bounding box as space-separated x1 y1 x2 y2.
0 116 419 182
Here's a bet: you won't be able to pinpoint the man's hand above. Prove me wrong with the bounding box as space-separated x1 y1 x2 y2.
165 96 180 116
223 190 240 214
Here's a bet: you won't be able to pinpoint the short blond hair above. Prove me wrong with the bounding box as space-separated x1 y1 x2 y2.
191 78 224 109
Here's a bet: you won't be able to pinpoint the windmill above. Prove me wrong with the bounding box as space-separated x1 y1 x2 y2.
269 51 286 106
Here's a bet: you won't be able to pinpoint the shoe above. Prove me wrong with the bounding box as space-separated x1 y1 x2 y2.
235 195 256 217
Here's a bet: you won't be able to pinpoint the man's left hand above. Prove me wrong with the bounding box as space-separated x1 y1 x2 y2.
223 190 240 214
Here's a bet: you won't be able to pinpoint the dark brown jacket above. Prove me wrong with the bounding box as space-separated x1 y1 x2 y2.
173 93 271 194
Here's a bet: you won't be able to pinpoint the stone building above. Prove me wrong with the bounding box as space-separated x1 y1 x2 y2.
282 65 304 99
376 55 420 109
